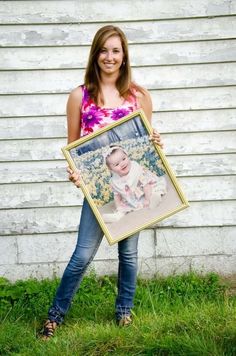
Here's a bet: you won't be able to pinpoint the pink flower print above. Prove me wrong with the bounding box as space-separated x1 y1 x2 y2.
82 109 103 129
111 108 130 120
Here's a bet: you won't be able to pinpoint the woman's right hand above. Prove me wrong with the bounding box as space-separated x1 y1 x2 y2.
67 167 81 188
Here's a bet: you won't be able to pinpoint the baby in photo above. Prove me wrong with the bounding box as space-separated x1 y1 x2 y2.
103 145 167 223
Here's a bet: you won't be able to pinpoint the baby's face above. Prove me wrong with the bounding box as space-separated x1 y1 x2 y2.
107 150 131 176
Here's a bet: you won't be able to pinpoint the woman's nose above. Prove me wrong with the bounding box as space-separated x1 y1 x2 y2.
106 51 113 60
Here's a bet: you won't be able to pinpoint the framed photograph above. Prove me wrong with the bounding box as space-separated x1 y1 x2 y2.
62 109 189 245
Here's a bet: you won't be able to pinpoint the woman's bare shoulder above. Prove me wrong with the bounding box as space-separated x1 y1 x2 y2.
69 85 83 101
135 86 151 99
67 86 83 112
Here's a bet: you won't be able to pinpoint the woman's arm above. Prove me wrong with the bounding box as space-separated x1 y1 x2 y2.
66 86 82 144
137 87 153 122
66 86 83 186
137 88 164 148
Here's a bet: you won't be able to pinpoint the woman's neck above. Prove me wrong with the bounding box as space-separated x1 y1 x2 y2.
98 75 124 108
100 71 119 85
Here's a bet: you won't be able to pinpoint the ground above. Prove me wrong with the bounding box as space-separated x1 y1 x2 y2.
222 274 236 296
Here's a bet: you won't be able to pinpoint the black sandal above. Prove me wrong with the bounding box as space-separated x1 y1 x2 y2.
117 315 132 327
41 319 58 340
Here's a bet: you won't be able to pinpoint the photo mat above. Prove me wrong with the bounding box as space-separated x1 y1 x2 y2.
62 110 189 245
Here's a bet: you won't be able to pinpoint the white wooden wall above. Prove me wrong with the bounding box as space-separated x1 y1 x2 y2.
0 0 235 281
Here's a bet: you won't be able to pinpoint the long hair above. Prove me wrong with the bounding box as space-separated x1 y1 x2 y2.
84 25 141 105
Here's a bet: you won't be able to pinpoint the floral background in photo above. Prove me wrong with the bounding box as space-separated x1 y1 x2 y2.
71 136 166 207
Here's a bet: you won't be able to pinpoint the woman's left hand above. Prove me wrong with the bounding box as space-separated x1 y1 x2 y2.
150 129 164 148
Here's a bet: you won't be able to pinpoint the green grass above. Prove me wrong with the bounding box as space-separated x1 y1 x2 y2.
0 272 235 355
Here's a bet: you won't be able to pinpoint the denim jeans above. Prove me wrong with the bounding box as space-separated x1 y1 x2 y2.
48 199 139 324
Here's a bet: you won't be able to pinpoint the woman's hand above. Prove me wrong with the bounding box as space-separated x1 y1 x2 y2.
150 129 164 149
67 167 81 188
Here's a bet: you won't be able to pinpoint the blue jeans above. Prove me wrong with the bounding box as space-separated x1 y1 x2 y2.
48 199 139 324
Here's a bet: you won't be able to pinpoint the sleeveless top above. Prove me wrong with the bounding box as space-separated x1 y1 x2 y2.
80 85 139 137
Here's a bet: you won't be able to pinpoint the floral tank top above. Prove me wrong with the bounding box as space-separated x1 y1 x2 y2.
80 85 139 137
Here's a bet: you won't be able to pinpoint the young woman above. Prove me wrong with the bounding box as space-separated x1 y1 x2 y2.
42 25 163 340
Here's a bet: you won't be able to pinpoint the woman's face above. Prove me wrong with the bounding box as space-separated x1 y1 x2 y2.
107 149 131 177
97 35 124 76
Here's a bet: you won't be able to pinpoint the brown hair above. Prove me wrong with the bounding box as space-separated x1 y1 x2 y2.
84 25 143 105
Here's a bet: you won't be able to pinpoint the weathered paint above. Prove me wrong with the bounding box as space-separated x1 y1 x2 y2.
0 201 235 236
1 0 235 24
1 176 235 209
1 63 236 94
0 87 236 117
0 131 236 162
1 109 235 139
1 17 236 47
1 40 236 70
1 154 236 184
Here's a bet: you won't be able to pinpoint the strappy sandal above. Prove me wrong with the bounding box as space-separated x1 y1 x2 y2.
117 315 132 327
41 319 58 340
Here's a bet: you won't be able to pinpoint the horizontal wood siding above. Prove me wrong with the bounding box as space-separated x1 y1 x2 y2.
1 1 235 24
0 0 235 280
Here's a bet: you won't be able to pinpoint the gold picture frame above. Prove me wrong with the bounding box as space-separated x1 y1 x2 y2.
62 109 189 245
